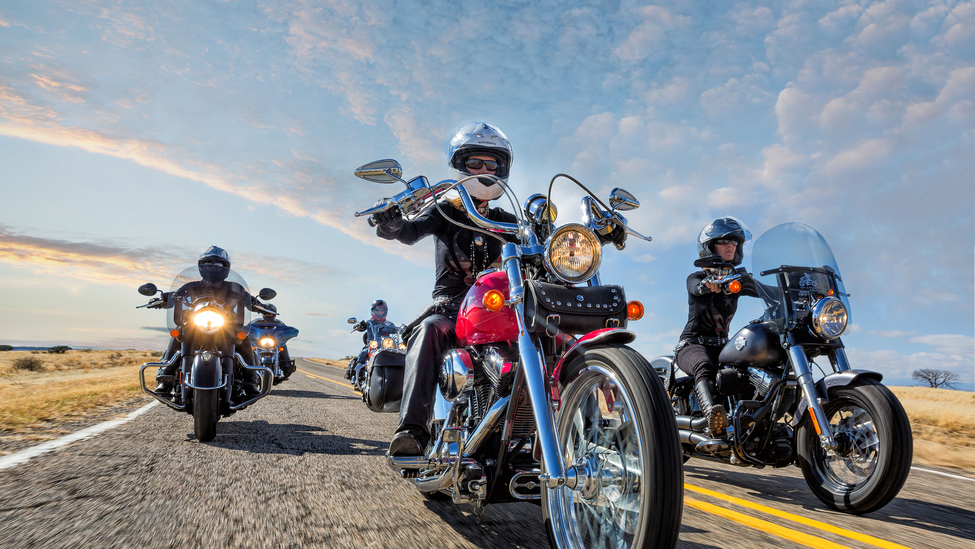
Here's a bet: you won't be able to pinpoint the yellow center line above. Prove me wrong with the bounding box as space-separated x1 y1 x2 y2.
685 497 854 549
296 367 353 389
686 483 913 549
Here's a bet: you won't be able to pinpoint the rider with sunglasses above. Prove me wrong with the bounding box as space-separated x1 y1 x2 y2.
370 122 521 456
675 216 758 440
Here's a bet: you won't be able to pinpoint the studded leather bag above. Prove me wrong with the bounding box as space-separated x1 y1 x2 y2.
523 280 628 336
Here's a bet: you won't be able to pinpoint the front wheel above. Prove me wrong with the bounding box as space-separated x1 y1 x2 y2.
542 345 683 549
796 380 913 514
193 389 220 442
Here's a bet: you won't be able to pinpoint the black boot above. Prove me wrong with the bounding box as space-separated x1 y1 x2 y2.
242 369 261 395
694 380 729 437
154 364 177 394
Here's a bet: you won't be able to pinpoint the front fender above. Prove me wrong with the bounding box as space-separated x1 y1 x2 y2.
188 352 226 390
551 329 636 386
789 369 884 427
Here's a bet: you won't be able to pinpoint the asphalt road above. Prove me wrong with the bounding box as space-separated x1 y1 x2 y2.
0 357 971 549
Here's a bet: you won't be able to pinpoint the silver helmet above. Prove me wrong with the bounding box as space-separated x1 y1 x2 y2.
446 122 513 201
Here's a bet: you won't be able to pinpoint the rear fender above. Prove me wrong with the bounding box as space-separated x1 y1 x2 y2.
188 352 226 390
789 369 884 427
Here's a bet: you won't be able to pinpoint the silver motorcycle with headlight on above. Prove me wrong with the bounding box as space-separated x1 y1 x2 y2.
354 159 683 549
651 222 912 514
136 266 276 442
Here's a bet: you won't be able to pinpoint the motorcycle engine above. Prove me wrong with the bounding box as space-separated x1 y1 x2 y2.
747 367 779 398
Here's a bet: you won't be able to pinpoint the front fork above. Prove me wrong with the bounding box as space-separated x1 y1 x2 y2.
501 243 578 490
785 333 838 451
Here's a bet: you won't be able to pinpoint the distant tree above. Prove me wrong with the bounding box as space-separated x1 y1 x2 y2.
48 345 72 354
912 368 961 389
0 345 12 351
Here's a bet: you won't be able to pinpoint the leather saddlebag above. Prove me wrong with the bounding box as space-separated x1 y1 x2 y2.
365 349 405 413
523 281 627 336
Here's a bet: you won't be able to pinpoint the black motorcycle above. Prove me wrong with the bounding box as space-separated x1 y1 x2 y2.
346 317 406 411
653 222 912 514
137 266 277 441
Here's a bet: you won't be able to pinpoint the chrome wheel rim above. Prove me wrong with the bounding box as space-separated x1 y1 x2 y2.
821 402 880 488
548 366 646 549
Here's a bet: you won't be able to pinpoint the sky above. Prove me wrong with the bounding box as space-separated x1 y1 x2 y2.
0 0 972 389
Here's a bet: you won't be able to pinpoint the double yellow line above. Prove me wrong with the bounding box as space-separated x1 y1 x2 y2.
685 483 912 549
296 367 353 389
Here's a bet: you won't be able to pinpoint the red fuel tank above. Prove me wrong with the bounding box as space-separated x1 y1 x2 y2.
456 270 518 346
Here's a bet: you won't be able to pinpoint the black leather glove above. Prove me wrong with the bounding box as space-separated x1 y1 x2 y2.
609 224 627 248
371 204 402 226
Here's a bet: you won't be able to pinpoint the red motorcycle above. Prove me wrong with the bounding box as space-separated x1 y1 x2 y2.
354 160 683 549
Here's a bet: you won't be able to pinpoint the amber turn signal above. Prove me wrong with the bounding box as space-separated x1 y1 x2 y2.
169 329 179 338
236 331 247 340
728 280 742 294
483 289 505 312
626 301 644 321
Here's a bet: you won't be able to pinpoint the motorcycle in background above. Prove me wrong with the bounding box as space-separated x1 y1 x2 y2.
347 317 408 412
353 159 683 549
652 222 912 514
136 267 277 441
247 311 299 385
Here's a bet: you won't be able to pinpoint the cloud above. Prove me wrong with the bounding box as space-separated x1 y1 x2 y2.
909 334 974 358
870 330 916 338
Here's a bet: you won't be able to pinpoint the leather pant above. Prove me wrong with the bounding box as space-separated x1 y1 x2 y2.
675 343 722 385
397 314 455 446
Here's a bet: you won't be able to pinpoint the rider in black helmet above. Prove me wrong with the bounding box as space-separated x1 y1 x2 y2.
154 246 262 395
675 217 759 438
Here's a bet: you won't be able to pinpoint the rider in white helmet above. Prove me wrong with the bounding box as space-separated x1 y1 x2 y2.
371 122 519 456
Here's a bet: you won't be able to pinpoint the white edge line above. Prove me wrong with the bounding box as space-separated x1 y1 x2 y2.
0 401 158 472
911 466 975 482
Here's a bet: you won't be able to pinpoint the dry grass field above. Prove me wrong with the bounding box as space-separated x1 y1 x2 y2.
1 352 972 471
0 350 156 450
890 386 974 469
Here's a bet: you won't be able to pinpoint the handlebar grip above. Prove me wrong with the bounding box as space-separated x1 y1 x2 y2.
368 216 378 227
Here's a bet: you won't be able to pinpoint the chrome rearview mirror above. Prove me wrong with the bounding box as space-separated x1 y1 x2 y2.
609 188 639 211
354 159 404 184
347 317 357 324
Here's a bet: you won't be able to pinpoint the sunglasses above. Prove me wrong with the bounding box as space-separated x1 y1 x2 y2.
464 158 499 172
714 239 738 247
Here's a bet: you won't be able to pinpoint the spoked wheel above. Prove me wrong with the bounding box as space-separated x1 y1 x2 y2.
542 345 683 549
193 388 220 442
797 380 913 514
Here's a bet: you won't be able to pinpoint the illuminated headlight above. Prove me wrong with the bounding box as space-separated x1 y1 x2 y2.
193 309 225 334
398 342 407 350
369 340 379 350
382 337 395 349
543 223 602 283
259 337 276 349
811 297 848 339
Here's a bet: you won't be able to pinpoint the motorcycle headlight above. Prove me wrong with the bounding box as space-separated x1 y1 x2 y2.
369 340 379 350
543 223 602 283
259 337 276 349
398 342 407 350
193 309 225 334
382 337 395 349
811 297 848 339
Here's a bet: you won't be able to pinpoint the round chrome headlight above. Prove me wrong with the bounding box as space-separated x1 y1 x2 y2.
369 340 379 350
543 223 602 283
811 297 848 339
382 337 395 349
259 337 276 349
398 342 407 350
193 309 225 334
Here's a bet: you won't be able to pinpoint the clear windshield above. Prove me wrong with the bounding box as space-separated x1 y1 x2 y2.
750 223 851 332
165 266 252 334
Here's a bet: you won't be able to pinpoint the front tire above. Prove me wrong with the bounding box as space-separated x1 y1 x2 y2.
193 389 220 442
796 380 912 514
542 345 683 549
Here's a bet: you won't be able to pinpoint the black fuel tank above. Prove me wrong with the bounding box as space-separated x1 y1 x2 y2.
719 321 786 369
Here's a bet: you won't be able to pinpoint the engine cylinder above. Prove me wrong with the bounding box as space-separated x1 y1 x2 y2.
439 349 474 402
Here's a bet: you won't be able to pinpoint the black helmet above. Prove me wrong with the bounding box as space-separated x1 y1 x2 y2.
262 303 278 320
696 217 751 266
370 299 388 322
198 245 231 284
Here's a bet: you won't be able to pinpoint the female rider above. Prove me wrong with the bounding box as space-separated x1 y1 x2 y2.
675 217 758 438
371 122 520 456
